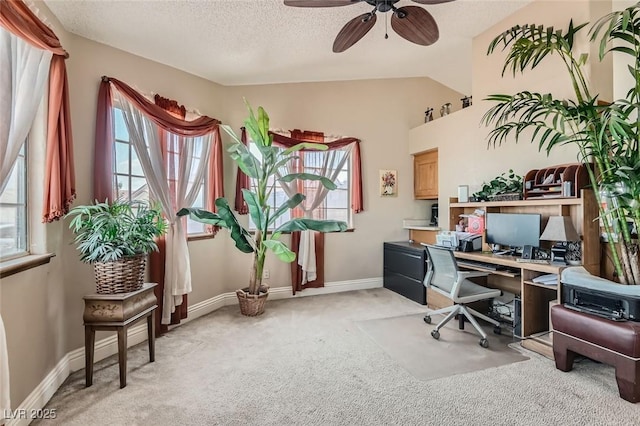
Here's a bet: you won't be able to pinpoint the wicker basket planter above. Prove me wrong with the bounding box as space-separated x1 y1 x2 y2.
488 192 523 202
93 254 146 294
236 285 269 316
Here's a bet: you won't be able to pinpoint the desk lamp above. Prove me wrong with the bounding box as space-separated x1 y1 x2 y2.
540 216 580 264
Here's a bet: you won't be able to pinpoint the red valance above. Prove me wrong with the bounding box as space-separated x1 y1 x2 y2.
154 94 186 119
94 77 223 202
270 131 364 214
102 77 220 137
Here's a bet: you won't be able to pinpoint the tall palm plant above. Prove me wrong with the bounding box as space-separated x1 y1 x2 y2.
481 2 640 284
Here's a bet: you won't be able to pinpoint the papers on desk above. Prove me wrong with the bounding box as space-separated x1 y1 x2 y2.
532 274 558 285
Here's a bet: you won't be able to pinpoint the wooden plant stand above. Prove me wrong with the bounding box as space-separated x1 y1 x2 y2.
83 283 157 388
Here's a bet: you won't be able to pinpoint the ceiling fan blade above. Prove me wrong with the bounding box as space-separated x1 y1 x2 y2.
284 0 361 7
410 0 456 4
391 6 439 46
333 13 377 53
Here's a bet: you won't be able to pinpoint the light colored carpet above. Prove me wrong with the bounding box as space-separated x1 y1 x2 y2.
356 313 528 381
35 288 640 426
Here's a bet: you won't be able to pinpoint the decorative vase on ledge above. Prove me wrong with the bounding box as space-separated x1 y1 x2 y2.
440 103 451 117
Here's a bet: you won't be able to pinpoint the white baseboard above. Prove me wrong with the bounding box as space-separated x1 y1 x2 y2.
11 277 382 423
268 277 383 300
185 293 228 322
6 355 70 426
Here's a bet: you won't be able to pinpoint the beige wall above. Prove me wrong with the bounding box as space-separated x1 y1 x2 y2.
3 0 626 413
410 0 612 222
2 0 231 407
1 3 463 408
221 78 463 289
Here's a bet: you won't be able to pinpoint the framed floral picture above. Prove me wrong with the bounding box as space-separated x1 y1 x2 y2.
380 169 397 197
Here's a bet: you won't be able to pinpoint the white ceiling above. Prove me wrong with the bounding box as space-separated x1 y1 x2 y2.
43 0 533 94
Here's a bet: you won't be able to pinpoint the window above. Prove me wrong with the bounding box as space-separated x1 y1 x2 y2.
0 144 28 259
112 108 207 235
248 143 352 230
114 108 148 203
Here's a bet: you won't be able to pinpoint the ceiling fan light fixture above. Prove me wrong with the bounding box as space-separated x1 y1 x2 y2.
286 0 452 51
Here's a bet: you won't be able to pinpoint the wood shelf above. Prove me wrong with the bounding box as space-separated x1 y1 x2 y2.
458 263 520 277
524 280 558 290
450 197 583 208
524 163 589 200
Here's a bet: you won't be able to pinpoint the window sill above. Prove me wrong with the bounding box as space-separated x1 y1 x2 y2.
248 228 355 234
187 233 215 242
0 253 55 279
187 229 355 239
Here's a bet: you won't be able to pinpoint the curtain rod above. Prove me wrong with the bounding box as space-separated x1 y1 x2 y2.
102 76 203 116
271 128 346 141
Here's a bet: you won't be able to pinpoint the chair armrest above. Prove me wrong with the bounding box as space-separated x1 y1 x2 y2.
458 271 490 279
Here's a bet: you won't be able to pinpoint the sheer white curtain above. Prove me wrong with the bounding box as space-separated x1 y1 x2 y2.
0 27 51 193
0 26 52 417
277 144 353 283
114 90 212 324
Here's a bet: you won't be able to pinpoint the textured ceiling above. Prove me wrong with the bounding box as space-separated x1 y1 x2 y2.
43 0 533 94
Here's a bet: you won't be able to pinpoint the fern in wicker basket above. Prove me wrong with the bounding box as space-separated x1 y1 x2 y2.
67 200 167 293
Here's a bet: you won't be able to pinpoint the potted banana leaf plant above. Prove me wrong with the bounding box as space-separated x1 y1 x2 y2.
178 102 348 315
481 2 640 284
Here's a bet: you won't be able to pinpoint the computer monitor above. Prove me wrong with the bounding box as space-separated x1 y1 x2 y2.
485 213 541 255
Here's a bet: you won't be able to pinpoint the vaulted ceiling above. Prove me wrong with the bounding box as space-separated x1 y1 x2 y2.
44 0 533 94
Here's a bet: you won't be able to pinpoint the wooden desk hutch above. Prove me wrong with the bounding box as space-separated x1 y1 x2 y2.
439 189 600 358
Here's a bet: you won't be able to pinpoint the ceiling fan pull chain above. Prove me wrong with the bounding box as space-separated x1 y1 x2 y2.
385 8 389 39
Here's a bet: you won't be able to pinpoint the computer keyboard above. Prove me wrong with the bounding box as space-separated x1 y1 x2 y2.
516 259 550 264
456 260 498 271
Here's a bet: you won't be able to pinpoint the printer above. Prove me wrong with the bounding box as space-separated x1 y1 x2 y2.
458 234 482 252
561 267 640 321
435 231 482 252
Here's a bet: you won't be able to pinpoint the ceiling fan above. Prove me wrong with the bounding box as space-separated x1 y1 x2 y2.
283 0 456 53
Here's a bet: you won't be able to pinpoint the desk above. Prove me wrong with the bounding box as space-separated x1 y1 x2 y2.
452 251 564 358
83 283 157 388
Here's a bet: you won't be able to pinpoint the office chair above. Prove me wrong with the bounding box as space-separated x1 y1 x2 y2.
423 245 502 348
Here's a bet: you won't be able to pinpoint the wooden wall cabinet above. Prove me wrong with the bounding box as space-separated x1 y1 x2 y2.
414 149 438 200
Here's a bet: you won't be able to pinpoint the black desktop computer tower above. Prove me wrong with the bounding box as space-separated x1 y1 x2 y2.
513 297 522 338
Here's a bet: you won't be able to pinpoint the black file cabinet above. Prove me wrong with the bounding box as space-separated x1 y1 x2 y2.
383 242 427 305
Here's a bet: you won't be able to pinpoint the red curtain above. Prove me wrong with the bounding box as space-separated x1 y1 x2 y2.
1 0 76 222
206 128 224 234
101 77 219 136
93 77 222 199
94 77 223 335
271 132 363 213
270 130 364 294
93 77 113 202
234 128 250 214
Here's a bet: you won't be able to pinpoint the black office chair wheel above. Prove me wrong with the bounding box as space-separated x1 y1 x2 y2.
423 315 431 324
493 326 502 335
431 330 440 340
479 338 489 348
